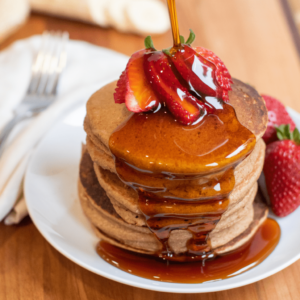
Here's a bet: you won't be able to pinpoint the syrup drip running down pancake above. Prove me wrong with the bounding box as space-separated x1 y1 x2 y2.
109 100 256 261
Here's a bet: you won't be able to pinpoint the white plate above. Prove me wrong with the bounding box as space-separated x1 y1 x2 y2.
24 105 300 293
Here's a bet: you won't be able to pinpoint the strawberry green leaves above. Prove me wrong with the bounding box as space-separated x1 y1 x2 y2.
276 124 300 144
147 28 195 54
262 95 296 144
144 36 156 50
186 29 195 45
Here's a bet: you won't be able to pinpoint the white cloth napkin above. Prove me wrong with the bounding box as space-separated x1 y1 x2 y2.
0 35 128 224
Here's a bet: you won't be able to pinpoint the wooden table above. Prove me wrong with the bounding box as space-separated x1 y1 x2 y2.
1 0 300 299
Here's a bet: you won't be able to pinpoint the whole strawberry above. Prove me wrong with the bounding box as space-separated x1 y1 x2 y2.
264 125 300 217
262 94 296 144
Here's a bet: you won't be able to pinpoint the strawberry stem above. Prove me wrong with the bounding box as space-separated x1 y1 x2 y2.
186 29 196 45
144 36 156 50
167 0 181 47
144 30 196 54
163 48 171 56
276 124 300 144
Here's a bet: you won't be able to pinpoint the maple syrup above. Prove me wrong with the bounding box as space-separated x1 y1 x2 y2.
97 218 280 283
167 0 181 47
109 104 256 260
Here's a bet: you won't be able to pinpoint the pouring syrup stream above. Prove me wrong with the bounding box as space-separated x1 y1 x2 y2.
167 0 181 47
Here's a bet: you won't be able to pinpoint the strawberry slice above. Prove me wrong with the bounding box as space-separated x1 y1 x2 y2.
126 50 159 112
144 51 206 125
114 49 159 112
114 71 127 104
262 94 296 144
170 45 232 103
194 47 232 102
114 34 232 120
170 45 217 98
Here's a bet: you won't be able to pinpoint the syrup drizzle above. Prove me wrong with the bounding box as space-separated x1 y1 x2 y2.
110 105 256 261
167 0 181 47
108 0 256 261
97 218 280 283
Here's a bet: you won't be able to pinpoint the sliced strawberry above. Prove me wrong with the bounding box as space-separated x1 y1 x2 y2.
114 71 126 104
170 45 217 98
262 94 296 144
194 47 232 102
125 49 159 112
170 45 232 103
144 51 206 125
114 50 159 112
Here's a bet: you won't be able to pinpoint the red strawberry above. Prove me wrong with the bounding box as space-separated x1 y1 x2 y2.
194 47 232 102
262 94 296 144
170 45 232 102
114 49 159 112
264 125 300 217
114 71 126 104
144 51 206 125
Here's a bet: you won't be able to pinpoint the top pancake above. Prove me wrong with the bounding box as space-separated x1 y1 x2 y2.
86 78 268 153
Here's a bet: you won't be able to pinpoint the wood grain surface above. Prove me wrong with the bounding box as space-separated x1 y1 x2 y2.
1 0 300 299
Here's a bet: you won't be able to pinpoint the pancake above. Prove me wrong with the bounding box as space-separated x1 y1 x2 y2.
87 137 115 172
84 117 112 157
91 138 265 220
85 125 265 176
89 199 267 256
215 192 268 254
79 150 268 255
229 79 268 140
105 181 257 228
85 79 267 156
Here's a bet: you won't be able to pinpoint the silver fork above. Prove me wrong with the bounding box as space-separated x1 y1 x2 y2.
0 31 69 157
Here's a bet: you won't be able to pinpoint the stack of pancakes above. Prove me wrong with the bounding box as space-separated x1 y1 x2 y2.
78 78 269 256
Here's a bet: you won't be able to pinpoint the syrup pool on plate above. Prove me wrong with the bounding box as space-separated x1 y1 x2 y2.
97 218 280 283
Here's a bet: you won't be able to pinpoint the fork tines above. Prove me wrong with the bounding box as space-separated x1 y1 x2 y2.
28 31 69 97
